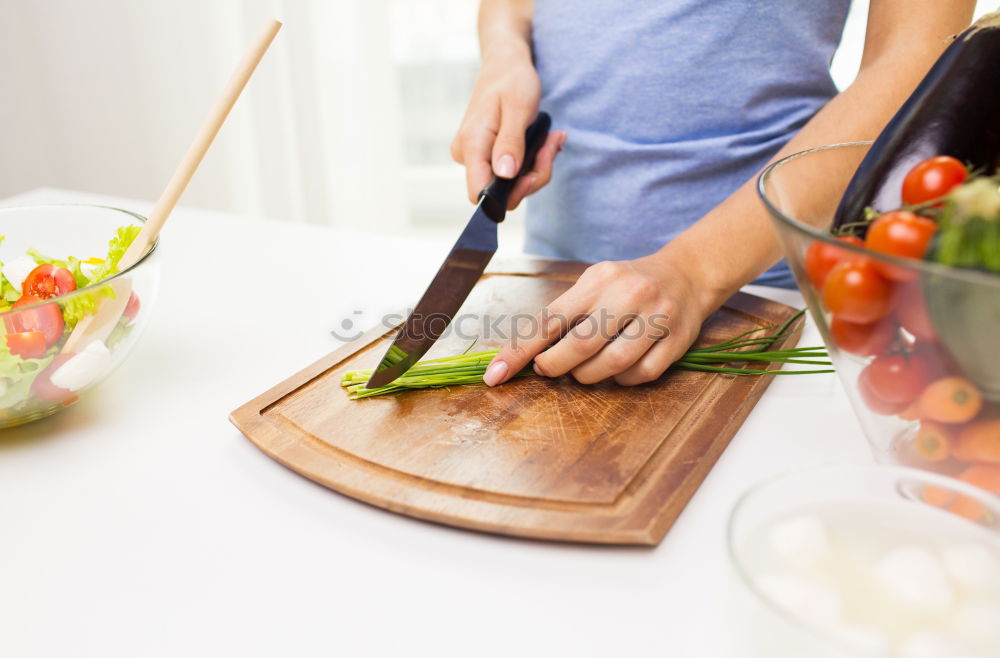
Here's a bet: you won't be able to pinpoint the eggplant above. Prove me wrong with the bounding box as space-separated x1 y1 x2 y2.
834 11 1000 399
834 12 1000 227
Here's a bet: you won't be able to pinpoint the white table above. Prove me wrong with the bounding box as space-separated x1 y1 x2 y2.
0 189 871 658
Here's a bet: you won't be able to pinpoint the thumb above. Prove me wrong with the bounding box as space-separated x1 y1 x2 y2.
491 100 536 179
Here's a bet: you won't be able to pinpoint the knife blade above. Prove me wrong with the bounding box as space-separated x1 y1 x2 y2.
366 111 552 389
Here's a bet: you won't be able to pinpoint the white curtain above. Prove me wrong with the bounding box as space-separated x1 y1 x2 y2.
0 0 449 230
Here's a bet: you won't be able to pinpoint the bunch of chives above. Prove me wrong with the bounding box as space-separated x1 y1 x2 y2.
341 309 832 399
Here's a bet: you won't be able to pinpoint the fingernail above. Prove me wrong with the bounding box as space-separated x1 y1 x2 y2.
483 360 509 387
559 132 568 147
533 362 547 377
496 154 516 178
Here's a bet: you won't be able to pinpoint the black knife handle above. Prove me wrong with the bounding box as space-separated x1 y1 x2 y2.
477 111 552 223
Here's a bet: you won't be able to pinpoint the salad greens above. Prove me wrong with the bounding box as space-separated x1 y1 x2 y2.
18 225 141 330
85 225 141 284
933 176 1000 273
0 342 54 411
0 237 23 304
0 224 142 421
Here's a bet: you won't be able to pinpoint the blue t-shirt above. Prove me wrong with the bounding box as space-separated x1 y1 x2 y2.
525 1 851 288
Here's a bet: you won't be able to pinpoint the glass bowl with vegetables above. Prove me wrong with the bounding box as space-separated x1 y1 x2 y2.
0 204 159 428
728 464 1000 658
759 141 1000 513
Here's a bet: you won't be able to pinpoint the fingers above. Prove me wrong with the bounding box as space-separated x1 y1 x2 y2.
532 306 633 378
483 309 563 387
491 100 537 179
482 257 695 388
452 122 498 204
483 288 591 387
507 130 567 210
612 326 694 387
569 315 668 384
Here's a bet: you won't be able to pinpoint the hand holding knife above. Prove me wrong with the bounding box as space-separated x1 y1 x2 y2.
366 112 552 389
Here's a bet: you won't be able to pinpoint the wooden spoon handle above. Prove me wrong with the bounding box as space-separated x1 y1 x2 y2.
64 17 281 355
119 17 282 269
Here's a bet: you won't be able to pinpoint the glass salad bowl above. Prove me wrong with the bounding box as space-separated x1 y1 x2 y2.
758 142 1000 513
728 464 1000 658
0 205 159 428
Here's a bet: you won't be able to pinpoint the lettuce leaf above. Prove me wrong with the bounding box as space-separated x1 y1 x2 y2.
0 277 19 304
0 235 23 304
0 341 55 410
56 225 140 329
61 284 115 329
87 225 141 284
5 224 140 289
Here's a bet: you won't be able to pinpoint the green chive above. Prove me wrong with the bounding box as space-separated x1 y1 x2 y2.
342 309 831 399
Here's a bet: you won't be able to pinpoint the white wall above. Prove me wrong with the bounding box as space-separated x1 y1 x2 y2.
0 0 997 231
832 0 1000 90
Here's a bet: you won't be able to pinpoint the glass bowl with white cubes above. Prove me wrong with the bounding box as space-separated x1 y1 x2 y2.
728 464 1000 658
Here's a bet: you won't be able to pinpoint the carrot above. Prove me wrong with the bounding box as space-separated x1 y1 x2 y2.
922 483 955 508
958 464 1000 493
948 464 1000 522
953 419 1000 464
912 421 953 462
919 377 983 424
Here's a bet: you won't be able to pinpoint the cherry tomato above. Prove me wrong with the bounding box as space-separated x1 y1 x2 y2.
829 314 897 357
5 331 46 359
821 260 893 324
22 264 76 299
901 155 967 205
864 211 938 281
123 292 141 321
804 235 864 289
5 295 65 347
858 366 908 415
894 283 937 342
31 353 77 404
863 352 932 407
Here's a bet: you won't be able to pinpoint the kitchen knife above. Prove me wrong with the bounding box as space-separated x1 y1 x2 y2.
366 111 552 389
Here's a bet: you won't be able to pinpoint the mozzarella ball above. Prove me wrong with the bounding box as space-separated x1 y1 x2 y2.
3 255 39 292
874 546 955 611
50 340 112 391
769 514 831 567
942 543 1000 595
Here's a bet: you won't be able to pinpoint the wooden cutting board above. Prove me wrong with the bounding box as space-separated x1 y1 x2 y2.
230 258 802 545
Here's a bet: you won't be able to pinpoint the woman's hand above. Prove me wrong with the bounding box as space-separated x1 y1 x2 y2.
451 41 566 210
483 253 709 387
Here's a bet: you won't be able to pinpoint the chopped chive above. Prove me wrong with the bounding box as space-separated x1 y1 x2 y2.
342 308 830 399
